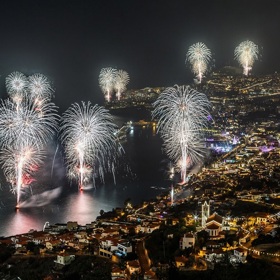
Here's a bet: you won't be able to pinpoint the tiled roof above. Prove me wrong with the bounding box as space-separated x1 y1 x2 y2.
206 224 220 230
206 213 223 224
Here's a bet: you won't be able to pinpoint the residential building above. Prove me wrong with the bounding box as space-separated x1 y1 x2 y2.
54 253 75 266
179 232 195 250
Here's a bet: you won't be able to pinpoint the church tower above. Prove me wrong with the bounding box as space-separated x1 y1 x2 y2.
201 201 210 227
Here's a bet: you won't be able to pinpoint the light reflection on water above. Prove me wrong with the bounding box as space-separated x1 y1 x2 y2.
0 183 166 237
62 188 113 224
0 117 169 237
5 209 39 237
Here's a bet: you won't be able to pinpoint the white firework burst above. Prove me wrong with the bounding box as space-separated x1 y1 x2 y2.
60 101 118 187
153 85 211 183
186 42 212 83
114 70 130 100
0 98 58 148
6 71 28 108
234 40 259 76
28 73 53 104
99 67 117 102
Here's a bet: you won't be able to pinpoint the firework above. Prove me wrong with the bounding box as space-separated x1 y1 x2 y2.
0 140 45 205
163 130 207 181
234 40 259 76
114 70 129 100
0 98 58 148
0 98 58 205
28 73 53 105
0 72 57 206
99 67 117 102
60 101 118 188
6 72 28 109
186 42 211 83
153 85 210 182
170 185 174 205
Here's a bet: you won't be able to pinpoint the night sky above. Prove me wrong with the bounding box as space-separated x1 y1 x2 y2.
0 0 279 111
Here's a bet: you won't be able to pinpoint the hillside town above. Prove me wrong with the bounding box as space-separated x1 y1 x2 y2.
1 126 280 278
1 176 280 279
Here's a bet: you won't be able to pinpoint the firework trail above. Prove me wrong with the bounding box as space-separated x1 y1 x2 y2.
114 70 129 100
234 40 259 76
186 42 211 83
60 101 119 188
0 140 45 206
99 67 117 102
153 85 210 183
51 144 59 179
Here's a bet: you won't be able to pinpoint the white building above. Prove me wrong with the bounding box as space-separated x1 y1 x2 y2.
205 248 225 263
54 253 75 265
99 237 118 258
201 201 210 227
234 248 247 263
138 221 160 234
204 212 227 239
179 232 195 250
117 241 132 256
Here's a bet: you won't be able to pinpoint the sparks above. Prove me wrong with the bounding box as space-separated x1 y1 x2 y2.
153 85 211 183
99 67 117 102
186 42 212 83
114 70 130 100
60 101 119 188
234 40 259 76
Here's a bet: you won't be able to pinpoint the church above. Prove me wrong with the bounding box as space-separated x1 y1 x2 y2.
201 201 230 239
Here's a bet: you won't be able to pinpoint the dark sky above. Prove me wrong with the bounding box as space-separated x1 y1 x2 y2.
0 0 279 111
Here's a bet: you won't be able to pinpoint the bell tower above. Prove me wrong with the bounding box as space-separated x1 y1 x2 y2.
201 201 210 227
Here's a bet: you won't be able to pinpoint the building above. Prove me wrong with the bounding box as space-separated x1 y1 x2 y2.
67 221 78 231
205 248 225 263
255 213 268 225
138 221 161 234
117 241 132 256
201 201 210 227
111 265 126 279
234 248 247 263
99 237 118 258
204 213 225 239
127 260 141 275
45 239 60 251
54 253 75 266
179 232 195 250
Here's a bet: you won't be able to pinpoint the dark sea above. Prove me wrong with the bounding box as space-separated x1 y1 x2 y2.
0 110 172 237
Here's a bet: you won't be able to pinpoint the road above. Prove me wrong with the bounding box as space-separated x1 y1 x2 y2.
136 239 151 273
